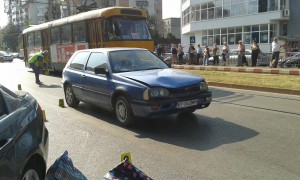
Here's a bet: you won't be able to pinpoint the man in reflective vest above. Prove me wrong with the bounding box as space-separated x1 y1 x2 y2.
28 50 48 84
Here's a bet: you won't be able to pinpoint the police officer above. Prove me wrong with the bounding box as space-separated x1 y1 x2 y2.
28 50 48 84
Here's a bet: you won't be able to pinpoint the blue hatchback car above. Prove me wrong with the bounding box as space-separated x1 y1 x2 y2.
62 48 212 126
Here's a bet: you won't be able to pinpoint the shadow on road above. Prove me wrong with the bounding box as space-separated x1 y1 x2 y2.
74 103 258 151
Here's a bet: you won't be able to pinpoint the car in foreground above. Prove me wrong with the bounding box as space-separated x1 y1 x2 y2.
278 53 300 68
62 48 212 126
0 84 48 179
208 49 269 66
0 51 14 62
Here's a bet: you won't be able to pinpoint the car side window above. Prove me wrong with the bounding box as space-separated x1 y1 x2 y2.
69 52 90 70
85 52 107 73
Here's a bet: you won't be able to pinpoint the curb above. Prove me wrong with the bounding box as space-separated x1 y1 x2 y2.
207 82 300 96
173 65 300 76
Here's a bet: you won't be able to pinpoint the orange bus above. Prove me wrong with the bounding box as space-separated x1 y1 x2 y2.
22 7 154 71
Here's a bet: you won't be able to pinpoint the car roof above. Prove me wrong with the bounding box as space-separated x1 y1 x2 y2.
75 47 148 54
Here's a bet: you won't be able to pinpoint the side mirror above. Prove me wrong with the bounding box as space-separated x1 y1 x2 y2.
94 65 108 75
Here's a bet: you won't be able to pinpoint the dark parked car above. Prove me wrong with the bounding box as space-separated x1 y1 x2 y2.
278 53 300 68
0 85 48 179
0 51 14 62
62 48 212 126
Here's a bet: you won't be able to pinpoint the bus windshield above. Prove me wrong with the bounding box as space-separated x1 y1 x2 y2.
105 17 151 41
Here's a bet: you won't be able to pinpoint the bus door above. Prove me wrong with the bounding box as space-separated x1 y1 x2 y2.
42 29 50 69
88 19 103 48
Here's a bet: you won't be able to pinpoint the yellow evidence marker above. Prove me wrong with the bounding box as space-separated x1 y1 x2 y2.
18 84 22 90
59 99 65 107
121 152 132 163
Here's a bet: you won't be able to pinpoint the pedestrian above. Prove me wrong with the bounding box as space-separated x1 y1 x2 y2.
28 50 48 84
212 43 219 66
156 44 163 59
196 44 203 65
171 44 178 64
271 37 283 68
177 44 185 64
251 40 260 67
237 40 246 66
188 44 195 64
203 46 210 66
222 42 229 66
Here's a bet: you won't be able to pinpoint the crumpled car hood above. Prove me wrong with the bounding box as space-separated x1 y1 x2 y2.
119 69 205 88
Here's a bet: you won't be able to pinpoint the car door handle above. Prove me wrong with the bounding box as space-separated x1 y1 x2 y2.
0 138 13 154
81 75 86 79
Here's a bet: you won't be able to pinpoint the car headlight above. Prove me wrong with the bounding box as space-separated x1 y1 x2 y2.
199 82 208 92
143 88 169 100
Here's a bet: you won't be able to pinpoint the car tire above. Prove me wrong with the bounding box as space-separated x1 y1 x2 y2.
21 159 45 180
64 84 79 107
115 96 135 126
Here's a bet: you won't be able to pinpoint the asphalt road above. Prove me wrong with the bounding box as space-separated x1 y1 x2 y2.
1 59 300 180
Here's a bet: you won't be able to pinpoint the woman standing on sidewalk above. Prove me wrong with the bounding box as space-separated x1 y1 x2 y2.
203 46 210 66
222 42 229 66
251 40 260 67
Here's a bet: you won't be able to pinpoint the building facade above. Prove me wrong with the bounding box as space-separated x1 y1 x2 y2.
163 18 181 39
181 0 300 55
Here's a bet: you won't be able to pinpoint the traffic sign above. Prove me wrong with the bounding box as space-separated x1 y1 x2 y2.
190 36 195 44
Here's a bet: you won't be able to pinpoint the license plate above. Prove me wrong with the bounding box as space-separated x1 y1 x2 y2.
176 99 198 109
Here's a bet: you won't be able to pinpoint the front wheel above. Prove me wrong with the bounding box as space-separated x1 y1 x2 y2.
21 160 45 180
115 96 135 126
64 84 79 107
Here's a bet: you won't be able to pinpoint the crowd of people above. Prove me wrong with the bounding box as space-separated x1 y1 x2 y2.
156 37 292 68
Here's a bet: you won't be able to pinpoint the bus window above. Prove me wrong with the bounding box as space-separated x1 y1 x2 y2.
28 33 34 47
116 17 151 40
61 24 72 44
73 21 87 42
104 18 121 41
51 27 61 44
34 31 42 46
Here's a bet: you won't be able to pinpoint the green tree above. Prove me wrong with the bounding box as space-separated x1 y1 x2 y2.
0 23 21 51
166 32 176 40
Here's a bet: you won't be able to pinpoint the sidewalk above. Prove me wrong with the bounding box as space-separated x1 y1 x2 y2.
172 64 300 96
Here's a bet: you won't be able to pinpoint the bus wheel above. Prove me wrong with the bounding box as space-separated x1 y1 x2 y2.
64 84 79 107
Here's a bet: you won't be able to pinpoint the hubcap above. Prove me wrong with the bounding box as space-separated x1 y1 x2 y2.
66 87 73 104
117 101 127 123
22 169 39 180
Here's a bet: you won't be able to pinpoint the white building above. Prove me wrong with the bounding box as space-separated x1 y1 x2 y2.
181 0 300 55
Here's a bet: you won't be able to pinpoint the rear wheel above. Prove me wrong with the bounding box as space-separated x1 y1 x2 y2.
64 84 79 107
115 96 135 126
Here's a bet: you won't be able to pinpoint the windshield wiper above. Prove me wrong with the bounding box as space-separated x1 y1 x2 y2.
143 67 164 70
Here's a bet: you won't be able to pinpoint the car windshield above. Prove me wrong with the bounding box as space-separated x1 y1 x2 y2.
109 50 169 73
0 51 9 56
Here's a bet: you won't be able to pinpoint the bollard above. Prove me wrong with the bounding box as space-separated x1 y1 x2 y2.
121 152 132 163
59 99 65 108
18 84 22 90
42 110 46 121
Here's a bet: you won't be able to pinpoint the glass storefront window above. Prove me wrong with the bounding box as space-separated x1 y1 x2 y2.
236 27 242 33
251 32 259 42
228 34 235 45
228 27 235 33
244 26 251 32
260 32 268 43
252 25 259 31
260 24 268 31
202 36 207 45
208 30 213 35
235 33 242 44
221 28 227 34
216 7 222 18
243 33 251 44
221 35 227 44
